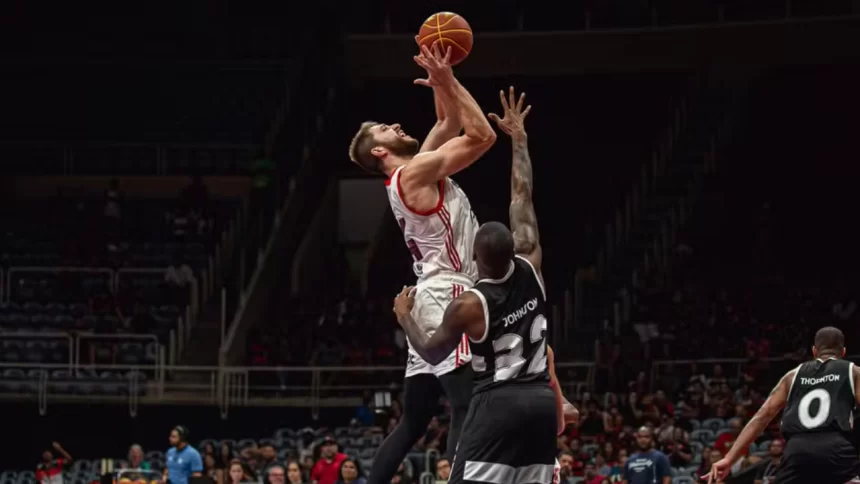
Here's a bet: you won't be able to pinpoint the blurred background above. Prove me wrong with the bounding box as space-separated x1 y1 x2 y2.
1 1 859 484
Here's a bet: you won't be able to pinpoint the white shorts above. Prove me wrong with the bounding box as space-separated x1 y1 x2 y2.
405 273 474 378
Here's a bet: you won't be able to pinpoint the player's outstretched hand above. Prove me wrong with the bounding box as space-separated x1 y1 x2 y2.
704 458 731 483
488 86 531 140
393 285 416 322
413 43 454 88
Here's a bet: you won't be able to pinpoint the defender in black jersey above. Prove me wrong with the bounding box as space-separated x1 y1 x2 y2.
393 87 575 484
706 326 860 484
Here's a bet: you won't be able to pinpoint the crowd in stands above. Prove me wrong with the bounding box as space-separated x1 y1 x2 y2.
248 294 407 368
0 177 237 378
15 360 792 484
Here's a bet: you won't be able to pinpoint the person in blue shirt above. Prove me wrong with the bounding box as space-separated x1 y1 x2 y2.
622 427 671 484
163 426 203 484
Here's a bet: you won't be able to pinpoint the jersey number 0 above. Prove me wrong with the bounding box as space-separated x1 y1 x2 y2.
473 315 548 382
798 388 831 429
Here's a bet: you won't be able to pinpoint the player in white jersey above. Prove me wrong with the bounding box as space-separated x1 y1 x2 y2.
348 44 495 484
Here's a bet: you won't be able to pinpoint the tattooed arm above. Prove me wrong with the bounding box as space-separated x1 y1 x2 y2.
488 86 542 271
707 370 793 482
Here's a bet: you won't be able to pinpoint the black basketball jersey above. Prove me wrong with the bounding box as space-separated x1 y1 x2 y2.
781 358 857 439
467 255 550 394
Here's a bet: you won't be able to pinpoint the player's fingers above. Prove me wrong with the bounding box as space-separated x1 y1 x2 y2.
521 105 532 119
487 113 500 124
420 44 433 59
444 46 452 64
508 86 517 112
516 92 526 112
414 35 420 45
430 42 441 60
413 78 431 87
499 89 509 111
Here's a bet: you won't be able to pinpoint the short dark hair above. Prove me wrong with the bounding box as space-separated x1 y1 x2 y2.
348 121 381 173
475 222 515 275
814 326 845 355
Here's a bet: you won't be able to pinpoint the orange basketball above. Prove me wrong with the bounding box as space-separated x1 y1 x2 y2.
417 12 473 66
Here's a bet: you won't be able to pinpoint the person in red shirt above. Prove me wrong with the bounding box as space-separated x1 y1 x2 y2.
36 442 73 484
311 436 347 484
714 418 747 458
582 463 604 484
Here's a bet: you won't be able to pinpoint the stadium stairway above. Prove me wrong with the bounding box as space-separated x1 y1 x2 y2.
169 9 344 372
215 20 346 366
579 72 749 329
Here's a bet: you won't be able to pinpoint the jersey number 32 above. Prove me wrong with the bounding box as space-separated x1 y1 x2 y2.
473 315 548 382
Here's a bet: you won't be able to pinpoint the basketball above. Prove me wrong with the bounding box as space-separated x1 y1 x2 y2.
417 12 473 66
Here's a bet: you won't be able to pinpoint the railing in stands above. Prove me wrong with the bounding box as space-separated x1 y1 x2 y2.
3 265 208 364
0 361 596 417
0 331 74 369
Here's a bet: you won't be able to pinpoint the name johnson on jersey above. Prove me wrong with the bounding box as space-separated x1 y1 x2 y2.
503 297 538 327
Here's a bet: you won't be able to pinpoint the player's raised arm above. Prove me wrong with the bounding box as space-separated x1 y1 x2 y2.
392 286 483 366
489 87 541 271
706 370 794 483
419 87 461 153
417 38 462 154
400 45 496 188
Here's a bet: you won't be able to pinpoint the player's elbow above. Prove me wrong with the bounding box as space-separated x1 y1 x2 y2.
482 130 497 146
465 129 496 148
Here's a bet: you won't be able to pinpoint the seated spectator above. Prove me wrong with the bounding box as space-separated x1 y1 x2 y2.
583 463 604 484
287 461 307 484
334 459 366 484
241 444 278 477
754 439 784 484
204 455 219 483
661 429 693 468
311 437 347 484
558 450 584 480
218 443 237 469
122 444 150 470
593 454 611 477
268 465 286 484
226 460 253 484
435 458 450 483
715 418 746 458
695 446 715 479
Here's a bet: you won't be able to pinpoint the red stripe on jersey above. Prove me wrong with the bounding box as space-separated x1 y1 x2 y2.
437 207 461 271
443 207 462 270
453 284 470 366
453 284 460 365
395 169 446 216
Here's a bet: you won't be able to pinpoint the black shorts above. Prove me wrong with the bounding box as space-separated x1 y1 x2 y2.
448 382 558 484
776 432 860 484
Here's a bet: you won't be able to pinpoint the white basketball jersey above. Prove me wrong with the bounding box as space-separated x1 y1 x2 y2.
386 166 479 282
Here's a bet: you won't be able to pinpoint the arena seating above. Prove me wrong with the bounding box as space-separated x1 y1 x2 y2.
0 193 241 395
